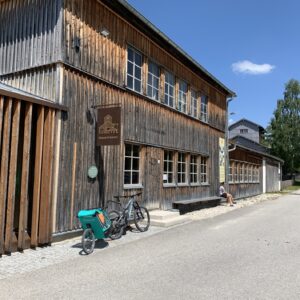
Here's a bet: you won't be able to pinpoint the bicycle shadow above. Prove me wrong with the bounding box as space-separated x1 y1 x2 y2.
72 239 109 255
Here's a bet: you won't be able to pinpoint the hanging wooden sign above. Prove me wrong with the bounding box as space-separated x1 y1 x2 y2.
96 106 121 146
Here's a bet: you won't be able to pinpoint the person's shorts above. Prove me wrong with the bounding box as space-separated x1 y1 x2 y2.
221 193 227 198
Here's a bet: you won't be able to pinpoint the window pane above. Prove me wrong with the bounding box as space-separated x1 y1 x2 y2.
132 172 139 184
135 52 142 66
127 76 133 89
132 158 139 170
124 172 131 184
135 79 141 92
128 47 133 62
127 61 133 75
132 145 139 157
135 66 141 79
125 158 131 170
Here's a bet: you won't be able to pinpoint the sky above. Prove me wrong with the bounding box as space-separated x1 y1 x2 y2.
127 0 300 128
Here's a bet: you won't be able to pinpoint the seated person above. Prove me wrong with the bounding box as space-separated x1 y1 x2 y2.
219 182 235 206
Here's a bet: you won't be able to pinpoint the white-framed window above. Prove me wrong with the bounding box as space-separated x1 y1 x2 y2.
163 151 174 184
178 80 188 113
229 161 233 183
164 71 175 107
127 47 142 93
200 95 208 122
240 129 248 134
124 144 140 185
244 164 248 183
191 90 198 118
249 165 253 182
234 163 239 183
177 152 187 184
190 155 198 184
239 163 244 182
200 156 208 183
147 61 160 100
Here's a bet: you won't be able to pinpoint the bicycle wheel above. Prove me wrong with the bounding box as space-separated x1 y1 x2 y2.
82 228 95 254
108 210 124 240
134 206 150 232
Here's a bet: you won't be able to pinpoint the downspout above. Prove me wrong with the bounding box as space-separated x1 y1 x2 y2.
225 97 235 191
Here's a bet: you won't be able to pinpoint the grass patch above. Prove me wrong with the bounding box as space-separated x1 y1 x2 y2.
281 180 300 193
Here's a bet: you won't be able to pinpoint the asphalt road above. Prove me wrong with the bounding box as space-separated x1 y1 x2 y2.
1 192 300 299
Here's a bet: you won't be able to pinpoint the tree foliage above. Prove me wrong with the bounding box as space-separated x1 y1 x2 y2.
266 79 300 175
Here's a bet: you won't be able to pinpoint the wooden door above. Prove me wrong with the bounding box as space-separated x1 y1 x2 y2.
143 147 162 210
0 98 56 255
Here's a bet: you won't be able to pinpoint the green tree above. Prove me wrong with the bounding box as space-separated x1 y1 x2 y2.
267 79 300 175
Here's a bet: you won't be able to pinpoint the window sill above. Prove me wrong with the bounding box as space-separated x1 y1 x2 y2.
190 183 201 187
200 183 210 186
163 183 176 188
177 183 189 187
123 184 143 190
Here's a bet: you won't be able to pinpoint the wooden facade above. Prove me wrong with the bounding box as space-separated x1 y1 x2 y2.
0 90 58 254
0 0 237 248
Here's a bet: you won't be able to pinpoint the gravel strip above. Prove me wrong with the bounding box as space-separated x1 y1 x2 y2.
186 193 281 221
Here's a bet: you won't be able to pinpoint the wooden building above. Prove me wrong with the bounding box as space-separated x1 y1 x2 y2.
228 119 283 199
0 0 236 254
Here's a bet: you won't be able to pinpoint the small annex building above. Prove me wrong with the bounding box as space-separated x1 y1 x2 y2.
0 0 235 254
228 119 283 199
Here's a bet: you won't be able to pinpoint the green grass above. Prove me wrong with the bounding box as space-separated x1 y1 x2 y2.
281 180 300 193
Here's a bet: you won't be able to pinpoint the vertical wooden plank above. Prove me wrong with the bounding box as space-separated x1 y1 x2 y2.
18 103 33 250
38 107 52 244
70 142 77 230
4 100 21 253
0 98 12 255
31 106 44 248
47 109 55 242
0 96 4 151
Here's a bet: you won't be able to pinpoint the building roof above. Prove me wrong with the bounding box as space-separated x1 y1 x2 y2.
0 82 68 111
230 138 284 163
101 0 236 98
231 135 270 154
229 118 265 132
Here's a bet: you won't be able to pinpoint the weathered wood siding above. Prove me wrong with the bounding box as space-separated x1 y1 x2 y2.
54 67 224 232
63 0 226 130
0 95 56 254
0 65 59 102
229 148 263 198
0 0 63 76
266 160 280 192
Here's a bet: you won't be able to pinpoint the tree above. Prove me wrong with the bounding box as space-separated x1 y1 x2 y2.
266 79 300 175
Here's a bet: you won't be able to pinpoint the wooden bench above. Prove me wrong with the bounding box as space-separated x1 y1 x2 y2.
173 196 222 214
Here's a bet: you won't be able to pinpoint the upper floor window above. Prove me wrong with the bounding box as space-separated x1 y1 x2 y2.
164 151 174 184
190 155 198 184
200 95 208 122
177 153 187 184
200 157 208 183
127 47 142 93
178 80 188 113
240 129 248 134
147 61 160 100
234 163 239 182
191 90 198 118
124 144 140 185
164 71 175 107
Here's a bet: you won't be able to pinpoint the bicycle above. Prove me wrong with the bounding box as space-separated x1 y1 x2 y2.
106 192 150 240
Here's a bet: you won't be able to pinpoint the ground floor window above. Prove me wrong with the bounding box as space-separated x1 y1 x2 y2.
200 157 208 183
177 152 187 184
124 144 140 185
190 155 198 184
164 151 174 183
229 160 260 184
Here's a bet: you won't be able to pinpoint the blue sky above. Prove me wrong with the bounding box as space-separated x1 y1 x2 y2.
127 0 300 128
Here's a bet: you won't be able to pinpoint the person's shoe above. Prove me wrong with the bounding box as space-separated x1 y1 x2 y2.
233 201 237 204
230 204 234 207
